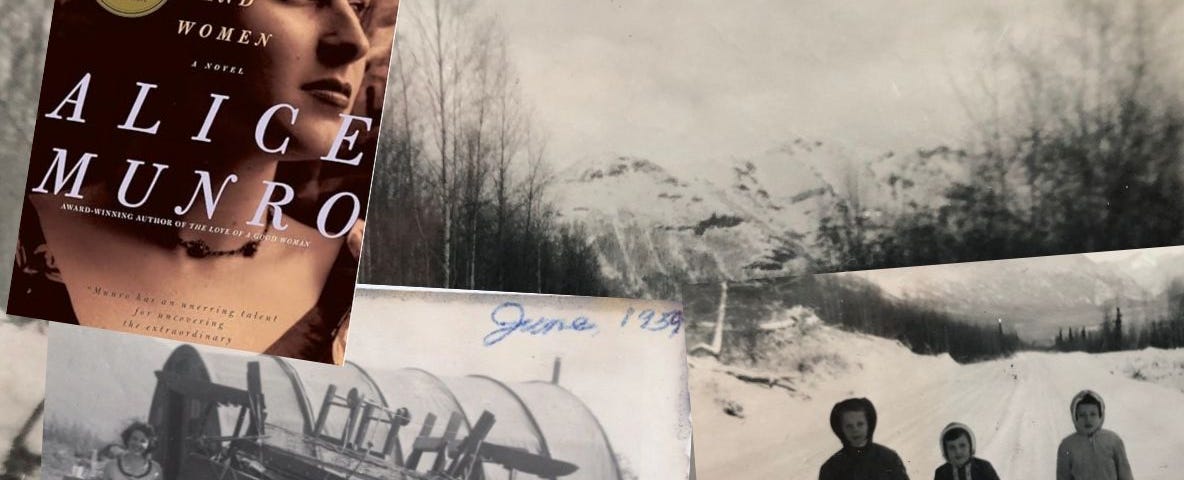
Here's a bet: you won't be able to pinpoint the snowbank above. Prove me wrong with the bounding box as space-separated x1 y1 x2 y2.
691 320 1184 480
691 321 960 478
1091 347 1184 393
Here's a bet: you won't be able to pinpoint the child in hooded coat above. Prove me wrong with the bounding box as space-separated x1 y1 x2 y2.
819 397 910 480
933 422 1000 480
1056 389 1133 480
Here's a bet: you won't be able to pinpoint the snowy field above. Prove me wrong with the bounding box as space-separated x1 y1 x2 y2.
691 322 1184 480
0 320 46 468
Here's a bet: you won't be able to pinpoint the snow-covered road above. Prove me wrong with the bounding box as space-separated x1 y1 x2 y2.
692 338 1184 480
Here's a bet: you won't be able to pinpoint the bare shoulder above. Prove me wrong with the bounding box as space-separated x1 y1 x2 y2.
28 194 67 228
272 215 346 259
28 192 122 242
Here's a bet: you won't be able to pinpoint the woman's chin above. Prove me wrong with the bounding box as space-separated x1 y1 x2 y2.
280 130 340 161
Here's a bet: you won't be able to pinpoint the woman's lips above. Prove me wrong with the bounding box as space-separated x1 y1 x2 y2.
302 79 352 109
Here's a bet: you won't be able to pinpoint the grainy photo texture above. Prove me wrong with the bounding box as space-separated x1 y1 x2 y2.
0 319 46 480
364 0 1184 301
42 287 692 480
690 246 1184 479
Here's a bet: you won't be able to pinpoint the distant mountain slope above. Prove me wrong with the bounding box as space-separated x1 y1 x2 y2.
554 138 966 295
1090 246 1184 296
840 253 1157 342
555 156 804 296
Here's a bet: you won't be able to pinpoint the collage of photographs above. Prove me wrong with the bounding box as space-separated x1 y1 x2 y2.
1 0 1183 479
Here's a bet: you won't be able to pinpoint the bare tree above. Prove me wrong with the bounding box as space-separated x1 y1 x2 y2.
520 133 555 292
816 0 1184 272
405 0 477 287
362 1 605 294
490 38 528 290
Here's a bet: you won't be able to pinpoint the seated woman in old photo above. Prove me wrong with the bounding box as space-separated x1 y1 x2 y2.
102 422 162 480
8 0 398 363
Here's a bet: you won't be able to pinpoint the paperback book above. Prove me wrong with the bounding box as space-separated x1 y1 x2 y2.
7 0 401 363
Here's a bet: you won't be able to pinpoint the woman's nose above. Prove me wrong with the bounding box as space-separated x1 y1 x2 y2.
318 1 371 66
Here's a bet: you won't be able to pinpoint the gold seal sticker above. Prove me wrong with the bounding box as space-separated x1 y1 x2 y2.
96 0 168 17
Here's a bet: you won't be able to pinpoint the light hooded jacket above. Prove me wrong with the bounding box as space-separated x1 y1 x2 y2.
1056 390 1134 480
933 422 1001 480
819 397 910 480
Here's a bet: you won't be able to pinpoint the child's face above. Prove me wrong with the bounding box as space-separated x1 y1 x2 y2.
944 434 972 467
840 410 869 447
1074 404 1102 434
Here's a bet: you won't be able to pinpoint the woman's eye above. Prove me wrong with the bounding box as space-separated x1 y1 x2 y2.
349 0 367 14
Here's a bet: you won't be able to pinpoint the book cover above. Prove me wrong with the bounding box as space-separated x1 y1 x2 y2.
41 286 693 479
7 0 401 364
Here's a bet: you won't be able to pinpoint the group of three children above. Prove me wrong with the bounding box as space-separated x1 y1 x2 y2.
819 390 1134 480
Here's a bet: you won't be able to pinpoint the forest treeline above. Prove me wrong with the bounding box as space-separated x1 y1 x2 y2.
1055 280 1184 352
687 276 1021 364
791 275 1022 363
358 0 608 295
812 1 1184 273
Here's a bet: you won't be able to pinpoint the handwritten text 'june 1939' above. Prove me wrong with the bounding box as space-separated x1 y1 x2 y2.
483 302 683 346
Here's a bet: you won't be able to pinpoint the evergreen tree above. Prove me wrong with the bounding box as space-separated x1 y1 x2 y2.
1114 307 1124 351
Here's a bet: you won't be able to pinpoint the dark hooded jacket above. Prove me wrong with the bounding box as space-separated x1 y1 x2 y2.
933 422 1000 480
819 398 910 480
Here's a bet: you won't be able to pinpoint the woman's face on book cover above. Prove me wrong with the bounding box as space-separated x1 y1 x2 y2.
237 0 372 157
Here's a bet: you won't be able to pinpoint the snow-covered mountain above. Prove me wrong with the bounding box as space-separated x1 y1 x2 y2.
554 138 966 296
1089 246 1184 296
839 253 1158 342
554 155 803 296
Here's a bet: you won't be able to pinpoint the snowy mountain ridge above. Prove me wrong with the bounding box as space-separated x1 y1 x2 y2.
555 138 968 295
840 252 1165 343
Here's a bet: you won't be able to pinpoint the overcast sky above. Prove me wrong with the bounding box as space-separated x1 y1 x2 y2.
838 244 1184 300
393 0 1184 177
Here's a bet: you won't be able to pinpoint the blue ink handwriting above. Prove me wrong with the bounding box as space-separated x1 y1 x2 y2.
619 307 683 336
483 301 683 346
483 302 597 346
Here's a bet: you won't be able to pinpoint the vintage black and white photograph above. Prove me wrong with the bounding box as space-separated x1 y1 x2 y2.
0 318 46 480
41 287 691 480
359 0 1184 300
690 245 1184 479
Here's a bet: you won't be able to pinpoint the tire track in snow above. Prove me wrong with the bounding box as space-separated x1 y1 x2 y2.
985 353 1064 480
693 349 1184 480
